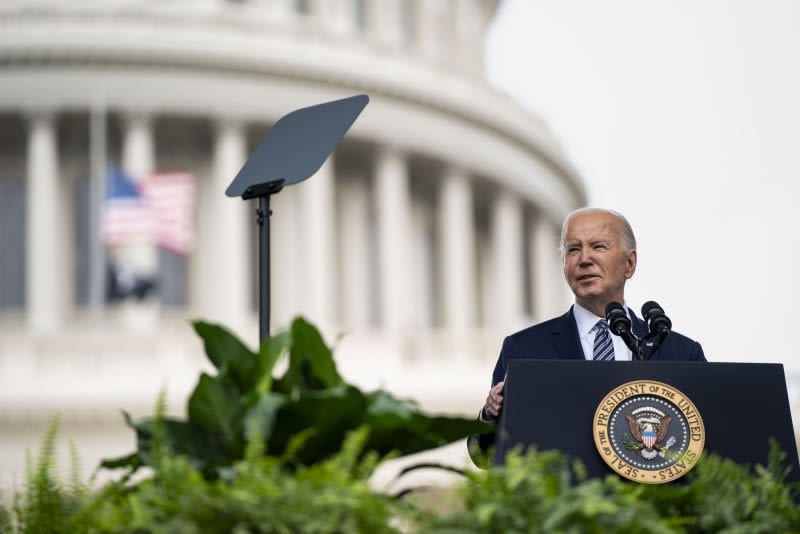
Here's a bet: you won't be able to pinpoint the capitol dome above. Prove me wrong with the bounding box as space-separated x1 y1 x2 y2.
0 0 585 489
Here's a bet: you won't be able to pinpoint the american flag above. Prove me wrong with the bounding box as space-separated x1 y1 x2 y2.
102 167 196 255
139 171 196 255
102 166 153 246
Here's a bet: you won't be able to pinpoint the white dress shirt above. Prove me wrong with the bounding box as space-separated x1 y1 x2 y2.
573 302 633 361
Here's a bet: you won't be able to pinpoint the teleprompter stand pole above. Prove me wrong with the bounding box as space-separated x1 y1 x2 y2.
246 180 283 344
256 195 271 342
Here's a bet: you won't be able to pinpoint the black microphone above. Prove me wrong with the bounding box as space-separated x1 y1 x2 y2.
605 301 631 335
641 301 672 337
605 301 642 359
641 301 671 356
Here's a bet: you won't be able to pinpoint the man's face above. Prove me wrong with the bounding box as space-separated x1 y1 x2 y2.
563 212 637 313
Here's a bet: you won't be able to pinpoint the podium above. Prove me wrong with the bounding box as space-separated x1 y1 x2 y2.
495 361 800 484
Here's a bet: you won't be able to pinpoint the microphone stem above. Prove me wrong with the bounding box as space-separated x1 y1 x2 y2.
618 327 642 359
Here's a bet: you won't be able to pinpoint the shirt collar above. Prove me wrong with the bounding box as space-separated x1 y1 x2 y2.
573 301 629 337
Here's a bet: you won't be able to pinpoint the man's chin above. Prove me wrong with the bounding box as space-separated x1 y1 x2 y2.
573 287 603 301
574 292 614 310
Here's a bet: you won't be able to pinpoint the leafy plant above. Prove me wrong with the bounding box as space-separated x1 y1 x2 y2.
2 417 92 534
3 404 798 533
636 441 800 533
89 426 405 534
411 443 800 534
1 411 407 533
104 317 492 477
411 448 675 533
6 315 796 533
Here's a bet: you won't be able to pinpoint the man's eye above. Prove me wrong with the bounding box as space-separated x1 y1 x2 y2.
593 243 607 250
567 247 580 254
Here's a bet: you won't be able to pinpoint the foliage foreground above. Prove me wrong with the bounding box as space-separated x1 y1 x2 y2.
104 318 490 476
2 318 799 533
418 444 800 534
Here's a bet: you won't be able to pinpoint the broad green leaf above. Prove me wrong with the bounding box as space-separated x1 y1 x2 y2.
114 416 229 471
268 385 367 465
422 415 495 443
187 373 244 449
244 392 286 444
365 406 493 458
255 331 291 395
364 390 491 457
112 316 500 478
100 452 141 470
192 321 257 390
281 317 343 392
366 391 415 423
159 419 229 467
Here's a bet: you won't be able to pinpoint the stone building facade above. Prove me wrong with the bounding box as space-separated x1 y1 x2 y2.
0 0 586 489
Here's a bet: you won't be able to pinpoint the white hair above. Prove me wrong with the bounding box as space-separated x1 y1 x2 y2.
559 207 636 261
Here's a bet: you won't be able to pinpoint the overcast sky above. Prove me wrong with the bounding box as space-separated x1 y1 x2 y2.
486 0 800 372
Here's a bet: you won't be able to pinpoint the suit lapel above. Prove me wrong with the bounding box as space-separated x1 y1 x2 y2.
629 309 648 339
551 306 584 360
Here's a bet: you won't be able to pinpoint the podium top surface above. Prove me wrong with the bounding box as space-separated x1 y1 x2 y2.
226 94 369 198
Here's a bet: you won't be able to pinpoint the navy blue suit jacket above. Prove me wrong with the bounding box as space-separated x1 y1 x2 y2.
490 306 706 386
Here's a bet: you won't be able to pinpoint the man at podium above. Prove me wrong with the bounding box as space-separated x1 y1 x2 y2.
471 208 706 458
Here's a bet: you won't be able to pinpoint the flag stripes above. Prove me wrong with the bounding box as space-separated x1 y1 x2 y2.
102 167 196 255
140 172 196 255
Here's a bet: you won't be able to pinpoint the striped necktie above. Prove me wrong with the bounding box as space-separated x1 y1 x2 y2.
593 320 615 361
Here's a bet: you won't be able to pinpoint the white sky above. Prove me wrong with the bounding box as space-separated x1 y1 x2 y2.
486 0 800 371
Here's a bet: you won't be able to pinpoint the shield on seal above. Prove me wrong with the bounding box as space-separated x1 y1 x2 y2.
643 430 657 449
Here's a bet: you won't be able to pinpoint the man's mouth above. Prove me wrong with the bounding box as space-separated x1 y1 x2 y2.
577 274 598 281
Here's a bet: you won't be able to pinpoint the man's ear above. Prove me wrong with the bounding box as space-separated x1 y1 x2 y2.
625 250 637 279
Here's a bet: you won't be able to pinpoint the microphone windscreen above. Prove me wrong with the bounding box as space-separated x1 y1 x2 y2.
642 300 672 335
605 301 631 335
641 301 664 322
605 301 625 318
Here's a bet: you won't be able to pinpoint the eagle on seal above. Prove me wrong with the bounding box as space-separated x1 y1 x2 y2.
625 414 672 457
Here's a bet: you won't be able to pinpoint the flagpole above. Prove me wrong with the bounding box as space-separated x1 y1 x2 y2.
88 94 107 319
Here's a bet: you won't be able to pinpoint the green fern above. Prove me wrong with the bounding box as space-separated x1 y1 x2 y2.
414 445 800 533
21 416 66 534
0 499 12 533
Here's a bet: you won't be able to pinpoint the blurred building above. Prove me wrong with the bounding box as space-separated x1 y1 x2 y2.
0 0 585 490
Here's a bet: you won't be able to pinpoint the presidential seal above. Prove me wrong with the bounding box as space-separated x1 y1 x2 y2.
593 380 704 484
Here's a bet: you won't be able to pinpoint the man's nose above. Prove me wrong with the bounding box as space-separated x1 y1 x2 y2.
578 246 593 264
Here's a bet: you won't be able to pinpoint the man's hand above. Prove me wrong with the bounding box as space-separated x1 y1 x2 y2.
482 381 505 421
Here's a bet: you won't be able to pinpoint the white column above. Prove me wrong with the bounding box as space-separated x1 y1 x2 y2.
122 113 155 180
453 0 485 75
410 201 433 328
296 157 337 329
118 112 158 301
201 119 250 329
375 146 411 331
312 0 355 35
530 212 566 322
414 0 450 62
271 185 299 329
25 111 62 331
438 166 476 333
488 191 524 329
367 0 404 48
337 174 371 330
